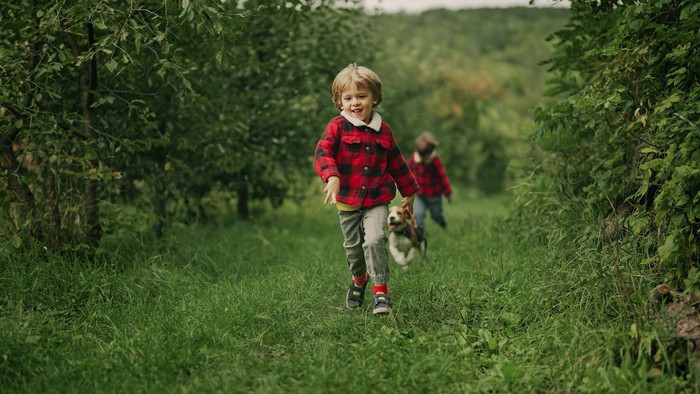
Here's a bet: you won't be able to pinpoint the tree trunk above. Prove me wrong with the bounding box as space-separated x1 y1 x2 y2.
64 19 102 245
46 170 61 251
67 21 102 245
237 186 249 220
154 180 166 239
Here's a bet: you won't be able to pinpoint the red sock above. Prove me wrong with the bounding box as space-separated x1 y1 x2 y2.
372 284 388 295
353 273 368 287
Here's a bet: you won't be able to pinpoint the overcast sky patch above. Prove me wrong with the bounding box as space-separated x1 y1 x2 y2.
363 0 570 13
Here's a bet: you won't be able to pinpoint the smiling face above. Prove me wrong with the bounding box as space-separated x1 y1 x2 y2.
340 83 377 124
331 65 383 118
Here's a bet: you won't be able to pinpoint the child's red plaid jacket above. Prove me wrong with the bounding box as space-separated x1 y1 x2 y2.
314 112 419 208
407 151 452 200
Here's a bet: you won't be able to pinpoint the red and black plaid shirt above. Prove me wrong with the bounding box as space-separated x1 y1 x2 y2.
314 114 419 208
407 152 452 199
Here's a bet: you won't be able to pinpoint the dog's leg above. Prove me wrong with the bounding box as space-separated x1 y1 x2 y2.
405 248 416 265
399 251 410 271
419 241 427 263
389 244 406 266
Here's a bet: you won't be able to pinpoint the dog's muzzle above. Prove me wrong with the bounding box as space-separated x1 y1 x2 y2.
387 218 401 230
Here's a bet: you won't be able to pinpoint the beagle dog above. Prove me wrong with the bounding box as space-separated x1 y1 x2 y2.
386 206 427 271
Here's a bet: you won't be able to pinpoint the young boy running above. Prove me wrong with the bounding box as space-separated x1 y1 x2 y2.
314 64 419 315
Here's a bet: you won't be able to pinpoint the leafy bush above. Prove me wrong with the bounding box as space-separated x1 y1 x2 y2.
517 0 699 285
0 1 370 250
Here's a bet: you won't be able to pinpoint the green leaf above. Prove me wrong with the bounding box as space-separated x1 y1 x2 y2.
106 59 118 73
658 235 677 262
86 147 98 160
629 323 638 340
640 158 665 171
11 235 22 248
628 215 650 235
680 3 700 20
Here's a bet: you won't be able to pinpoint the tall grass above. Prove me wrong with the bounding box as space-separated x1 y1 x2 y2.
1 190 696 392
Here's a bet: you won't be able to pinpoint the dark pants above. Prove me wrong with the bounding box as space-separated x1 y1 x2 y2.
414 196 446 230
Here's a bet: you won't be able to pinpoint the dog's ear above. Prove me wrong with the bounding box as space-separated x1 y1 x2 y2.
403 208 416 225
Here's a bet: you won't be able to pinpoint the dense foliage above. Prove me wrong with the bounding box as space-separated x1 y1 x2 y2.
1 3 570 252
0 0 369 251
371 7 570 194
517 0 698 286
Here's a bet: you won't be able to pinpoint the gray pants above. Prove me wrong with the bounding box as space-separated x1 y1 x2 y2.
338 205 389 284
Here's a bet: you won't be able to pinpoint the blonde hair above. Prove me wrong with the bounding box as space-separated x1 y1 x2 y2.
331 63 383 111
416 132 438 156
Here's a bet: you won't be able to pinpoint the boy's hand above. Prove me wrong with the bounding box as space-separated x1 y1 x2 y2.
324 176 340 205
401 193 415 214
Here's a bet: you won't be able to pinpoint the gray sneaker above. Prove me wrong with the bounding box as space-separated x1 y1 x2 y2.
346 281 366 308
372 292 393 315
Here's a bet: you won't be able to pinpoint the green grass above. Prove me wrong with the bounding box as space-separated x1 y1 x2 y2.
1 191 698 392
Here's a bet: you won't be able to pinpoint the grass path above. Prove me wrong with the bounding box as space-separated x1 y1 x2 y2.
1 192 694 392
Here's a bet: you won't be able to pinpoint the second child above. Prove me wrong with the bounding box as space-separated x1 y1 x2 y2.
407 132 452 231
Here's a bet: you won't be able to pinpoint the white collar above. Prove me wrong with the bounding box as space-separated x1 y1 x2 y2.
340 110 382 132
413 151 437 164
